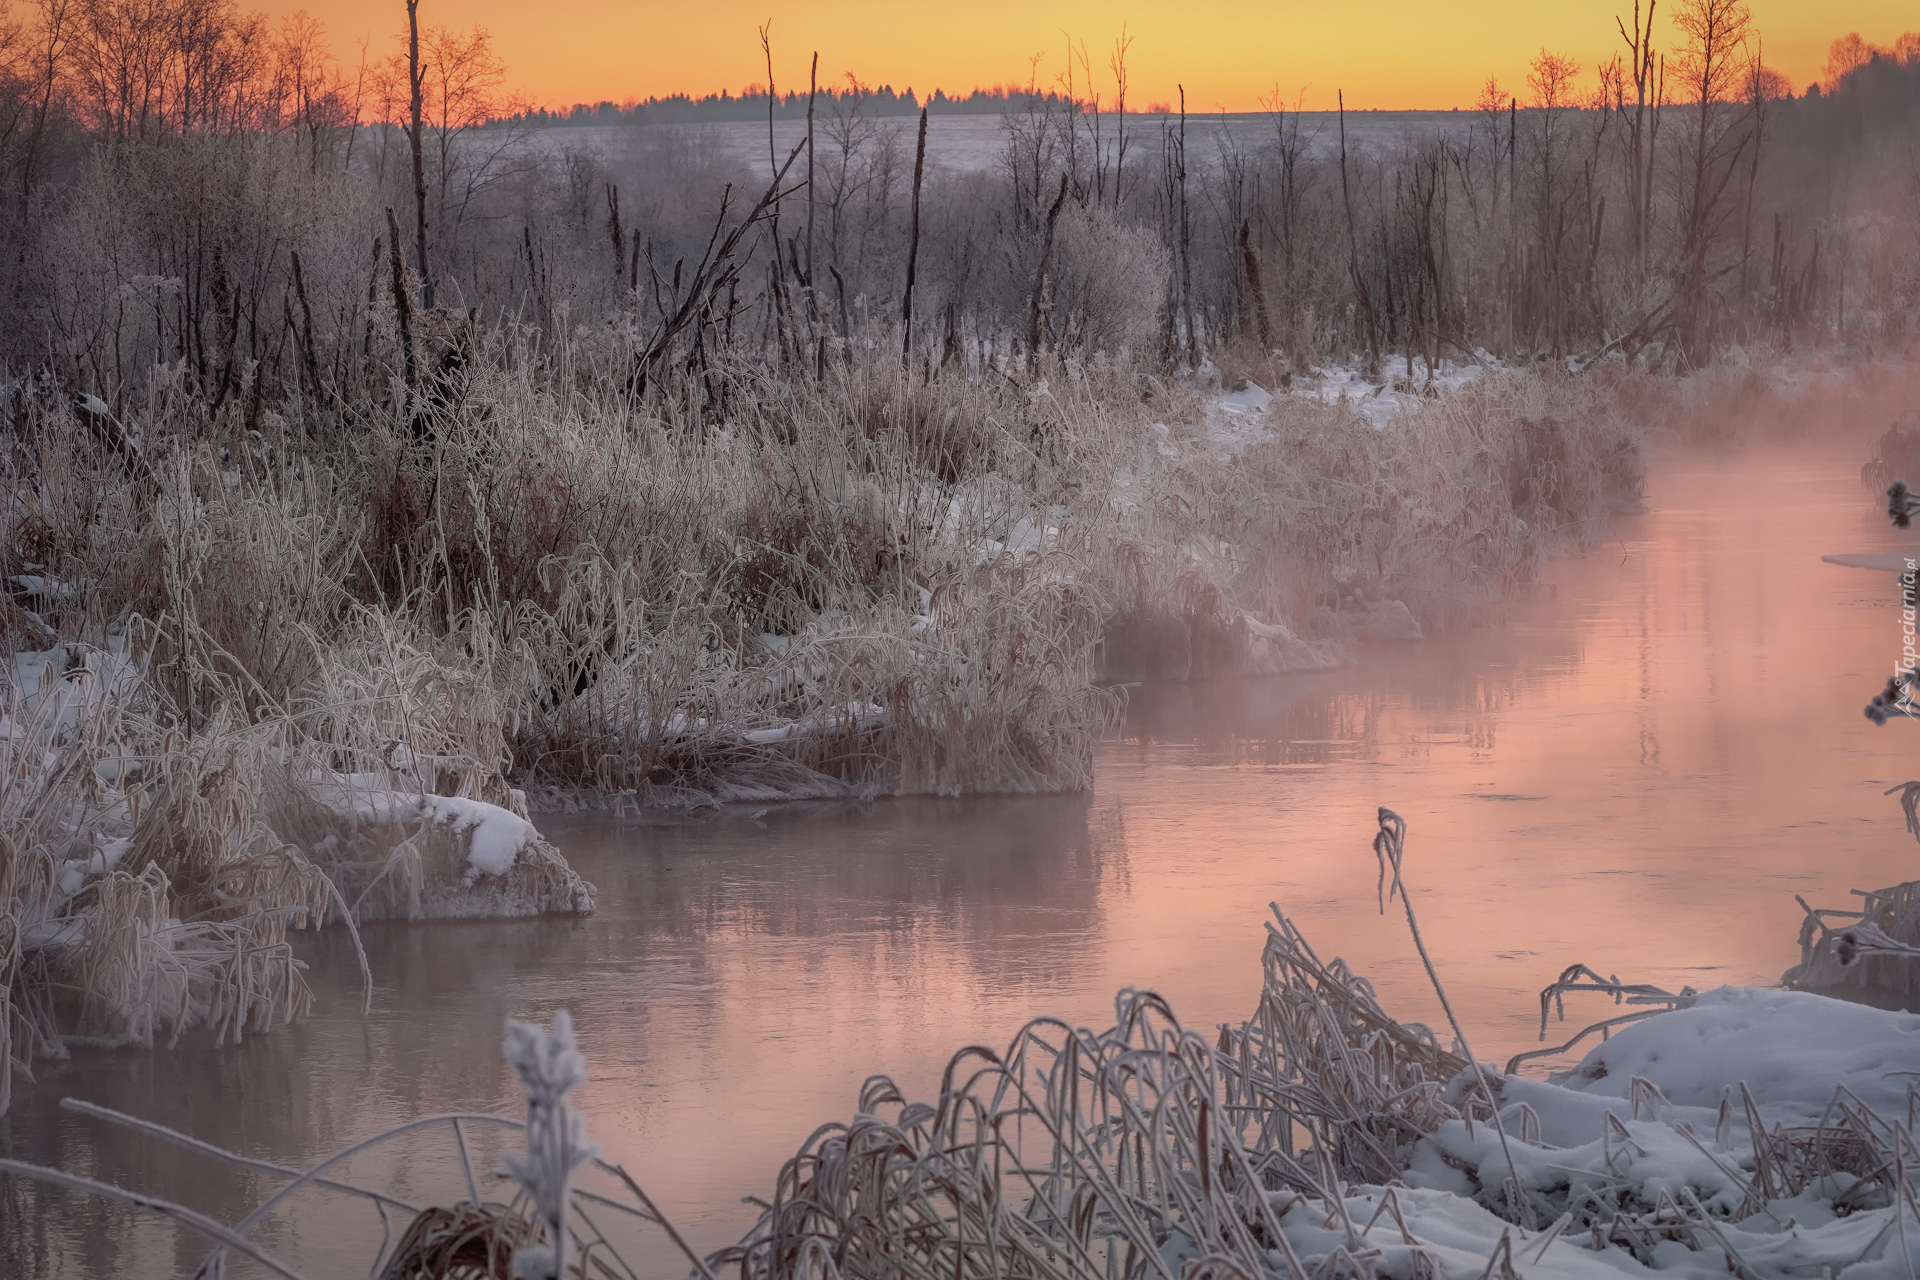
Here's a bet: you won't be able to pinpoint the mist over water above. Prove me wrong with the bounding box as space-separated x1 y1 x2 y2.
6 437 1919 1274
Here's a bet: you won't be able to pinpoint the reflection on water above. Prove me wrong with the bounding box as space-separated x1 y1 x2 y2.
6 444 1920 1277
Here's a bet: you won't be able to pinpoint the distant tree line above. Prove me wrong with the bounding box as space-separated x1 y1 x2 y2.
498 84 1083 128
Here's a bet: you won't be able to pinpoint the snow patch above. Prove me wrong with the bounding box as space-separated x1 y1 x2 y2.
1558 985 1920 1122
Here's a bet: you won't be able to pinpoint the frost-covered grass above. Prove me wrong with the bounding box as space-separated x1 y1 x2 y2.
2 345 1645 803
705 815 1920 1280
16 331 1918 1108
8 818 1917 1279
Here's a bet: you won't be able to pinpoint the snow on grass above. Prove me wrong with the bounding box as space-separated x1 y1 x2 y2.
298 773 595 914
1 643 139 739
55 836 132 897
301 773 532 866
1369 986 1920 1277
1188 357 1498 465
1289 358 1490 428
1281 1177 1920 1279
1557 985 1920 1121
421 795 537 882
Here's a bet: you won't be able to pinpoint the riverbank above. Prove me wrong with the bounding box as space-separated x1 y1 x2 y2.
0 343 1664 1089
12 347 1920 1108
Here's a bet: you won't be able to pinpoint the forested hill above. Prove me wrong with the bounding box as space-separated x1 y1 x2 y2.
497 84 1089 127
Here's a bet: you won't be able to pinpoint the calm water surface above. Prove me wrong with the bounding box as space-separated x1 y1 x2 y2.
6 442 1920 1276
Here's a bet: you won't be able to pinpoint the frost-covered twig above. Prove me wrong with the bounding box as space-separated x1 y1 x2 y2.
1506 964 1698 1072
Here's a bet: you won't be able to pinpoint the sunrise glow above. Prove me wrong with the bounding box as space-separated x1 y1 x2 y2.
261 0 1915 112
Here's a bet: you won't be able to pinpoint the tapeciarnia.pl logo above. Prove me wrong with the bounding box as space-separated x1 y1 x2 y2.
1900 558 1919 715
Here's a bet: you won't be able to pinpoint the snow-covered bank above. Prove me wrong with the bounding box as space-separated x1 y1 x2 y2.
0 638 595 1105
1333 988 1920 1277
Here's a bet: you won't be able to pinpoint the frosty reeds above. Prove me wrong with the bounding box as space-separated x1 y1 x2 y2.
14 812 1918 1279
5 338 1650 810
0 622 597 1104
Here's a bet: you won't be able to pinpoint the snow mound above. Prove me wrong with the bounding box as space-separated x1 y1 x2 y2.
1559 985 1920 1122
295 778 596 921
1382 988 1920 1277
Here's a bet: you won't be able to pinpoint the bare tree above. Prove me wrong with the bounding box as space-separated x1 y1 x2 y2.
1259 86 1315 356
1527 48 1582 355
66 0 265 140
1109 26 1134 211
818 73 902 293
0 7 34 191
1736 43 1789 309
1823 32 1878 92
380 12 512 309
272 11 350 169
16 0 70 214
1671 0 1754 360
1614 0 1664 300
418 24 509 245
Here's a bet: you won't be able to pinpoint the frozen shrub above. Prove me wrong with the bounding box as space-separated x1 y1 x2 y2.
1047 203 1171 356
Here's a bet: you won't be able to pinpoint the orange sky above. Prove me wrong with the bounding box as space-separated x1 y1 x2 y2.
275 0 1914 113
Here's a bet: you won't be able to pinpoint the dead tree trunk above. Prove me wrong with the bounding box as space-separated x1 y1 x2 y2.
1339 92 1381 374
606 185 625 286
386 206 419 428
1177 85 1196 366
1238 221 1274 353
405 0 431 309
901 107 928 369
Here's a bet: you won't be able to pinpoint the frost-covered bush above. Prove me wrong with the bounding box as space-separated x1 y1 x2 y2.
1047 203 1171 355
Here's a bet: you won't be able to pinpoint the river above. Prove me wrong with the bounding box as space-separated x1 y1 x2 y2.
5 440 1919 1277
